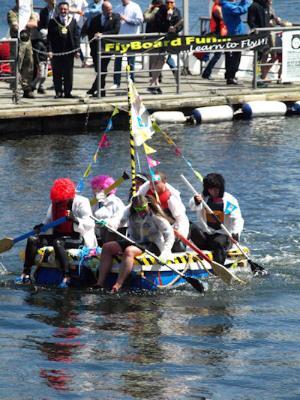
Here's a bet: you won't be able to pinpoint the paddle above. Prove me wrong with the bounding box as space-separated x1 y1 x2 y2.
90 171 130 207
181 174 267 276
174 229 245 285
0 216 68 254
91 216 206 293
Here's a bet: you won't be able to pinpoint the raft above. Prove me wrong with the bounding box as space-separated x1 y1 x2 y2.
24 245 250 291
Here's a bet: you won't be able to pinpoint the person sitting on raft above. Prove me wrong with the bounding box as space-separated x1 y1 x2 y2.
90 175 125 245
189 173 244 265
95 194 175 292
137 171 189 252
20 178 97 286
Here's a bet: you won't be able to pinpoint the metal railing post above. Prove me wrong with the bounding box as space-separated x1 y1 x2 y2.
252 49 258 89
176 52 180 94
97 37 101 99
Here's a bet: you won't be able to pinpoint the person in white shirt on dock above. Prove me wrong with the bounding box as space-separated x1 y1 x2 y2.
111 0 143 89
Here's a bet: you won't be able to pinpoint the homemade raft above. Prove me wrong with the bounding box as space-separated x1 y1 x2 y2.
27 245 250 291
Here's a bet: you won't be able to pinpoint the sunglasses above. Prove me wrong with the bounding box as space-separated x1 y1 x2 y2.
133 204 148 212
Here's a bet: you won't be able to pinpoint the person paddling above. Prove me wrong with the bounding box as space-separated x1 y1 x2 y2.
138 171 190 252
95 195 174 292
189 173 244 265
19 178 97 287
90 175 125 245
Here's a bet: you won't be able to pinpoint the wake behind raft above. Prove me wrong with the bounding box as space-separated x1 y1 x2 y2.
18 244 250 291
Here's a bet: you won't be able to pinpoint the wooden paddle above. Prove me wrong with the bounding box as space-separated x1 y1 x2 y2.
0 216 68 254
91 216 206 293
174 229 245 285
90 171 130 207
181 174 267 276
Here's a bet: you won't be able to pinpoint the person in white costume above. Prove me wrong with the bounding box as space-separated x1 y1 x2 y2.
90 175 125 244
20 178 97 286
189 173 244 264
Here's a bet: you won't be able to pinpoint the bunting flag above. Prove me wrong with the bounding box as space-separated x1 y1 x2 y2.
76 106 118 192
143 143 156 154
129 79 154 146
146 156 160 168
224 201 238 215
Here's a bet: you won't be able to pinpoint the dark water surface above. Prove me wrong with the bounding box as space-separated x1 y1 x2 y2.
0 116 300 399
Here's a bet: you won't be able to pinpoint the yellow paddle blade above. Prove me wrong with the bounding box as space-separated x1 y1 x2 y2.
212 260 246 285
0 237 14 254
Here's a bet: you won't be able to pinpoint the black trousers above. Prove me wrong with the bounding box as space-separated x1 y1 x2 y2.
225 51 241 81
23 234 81 277
90 52 111 97
52 55 74 95
190 223 230 265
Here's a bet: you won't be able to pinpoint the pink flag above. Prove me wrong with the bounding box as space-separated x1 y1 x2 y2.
146 156 160 168
175 147 182 156
98 134 110 149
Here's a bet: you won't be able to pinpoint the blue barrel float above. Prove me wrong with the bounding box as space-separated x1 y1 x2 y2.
242 101 287 119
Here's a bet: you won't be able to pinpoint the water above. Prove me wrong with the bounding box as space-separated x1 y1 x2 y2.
1 0 299 39
0 115 299 399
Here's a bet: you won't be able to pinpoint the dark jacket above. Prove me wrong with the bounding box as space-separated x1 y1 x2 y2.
48 16 80 54
154 5 182 33
247 0 271 29
39 6 55 30
87 13 120 57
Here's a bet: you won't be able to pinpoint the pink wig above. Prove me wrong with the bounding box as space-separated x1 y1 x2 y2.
90 175 116 194
50 178 76 202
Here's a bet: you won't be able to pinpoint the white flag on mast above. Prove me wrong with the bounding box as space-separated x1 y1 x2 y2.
129 78 154 147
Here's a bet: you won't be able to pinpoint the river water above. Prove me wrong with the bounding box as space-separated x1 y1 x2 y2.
0 115 300 399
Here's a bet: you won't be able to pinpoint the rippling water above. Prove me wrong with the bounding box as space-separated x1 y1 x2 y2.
0 115 299 399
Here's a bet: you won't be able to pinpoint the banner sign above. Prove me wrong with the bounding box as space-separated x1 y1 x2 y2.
103 32 269 54
282 30 300 82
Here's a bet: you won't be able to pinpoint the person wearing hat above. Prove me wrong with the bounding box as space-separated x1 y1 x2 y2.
19 178 97 286
90 175 125 244
189 173 244 264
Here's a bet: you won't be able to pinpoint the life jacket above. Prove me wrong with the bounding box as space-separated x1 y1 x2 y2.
210 2 227 36
147 188 171 210
206 197 224 230
52 200 74 234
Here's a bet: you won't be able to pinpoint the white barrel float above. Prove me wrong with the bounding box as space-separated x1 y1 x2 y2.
192 105 234 124
151 111 187 124
291 101 300 114
242 101 287 118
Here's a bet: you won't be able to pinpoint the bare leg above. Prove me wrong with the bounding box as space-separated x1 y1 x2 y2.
96 241 122 286
111 245 143 293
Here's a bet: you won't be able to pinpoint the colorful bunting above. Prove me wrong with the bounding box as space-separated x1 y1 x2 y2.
146 156 160 168
143 143 156 154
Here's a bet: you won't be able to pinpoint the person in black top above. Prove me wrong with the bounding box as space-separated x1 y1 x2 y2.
86 1 120 97
47 1 80 98
39 0 58 30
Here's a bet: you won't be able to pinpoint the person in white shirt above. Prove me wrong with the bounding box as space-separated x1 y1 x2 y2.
189 173 244 264
67 0 88 65
111 0 143 89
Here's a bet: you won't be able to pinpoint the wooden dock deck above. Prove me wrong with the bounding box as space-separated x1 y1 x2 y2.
1 60 300 134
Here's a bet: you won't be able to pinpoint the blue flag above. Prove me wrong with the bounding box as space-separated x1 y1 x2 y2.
224 201 237 215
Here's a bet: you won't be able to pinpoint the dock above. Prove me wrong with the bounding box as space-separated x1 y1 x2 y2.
1 59 300 134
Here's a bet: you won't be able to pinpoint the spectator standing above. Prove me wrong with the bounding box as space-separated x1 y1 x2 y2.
202 0 227 80
143 0 164 93
111 0 143 89
87 1 120 96
31 29 49 94
83 0 103 29
154 0 183 82
7 0 38 98
220 0 252 85
67 0 88 66
48 1 81 98
39 0 58 30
